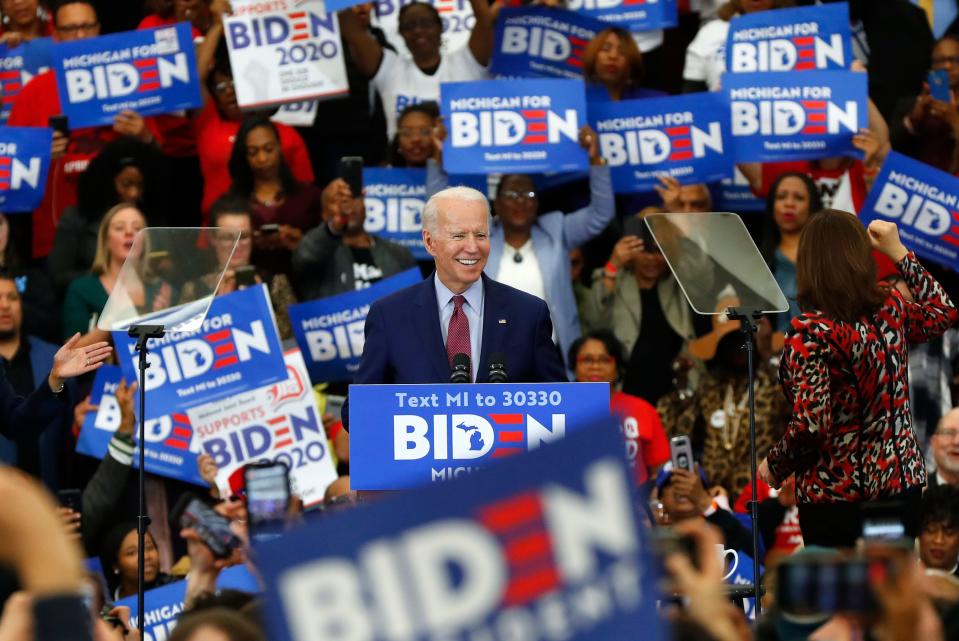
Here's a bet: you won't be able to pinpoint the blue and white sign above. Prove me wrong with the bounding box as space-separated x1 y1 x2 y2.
75 365 205 486
711 167 765 212
113 285 288 416
725 70 866 163
567 0 677 32
257 421 663 641
289 268 423 383
726 2 852 73
441 78 589 174
119 566 258 641
52 23 202 128
858 151 959 271
350 382 610 489
0 37 52 123
0 126 51 211
491 7 607 79
591 93 731 193
363 168 428 260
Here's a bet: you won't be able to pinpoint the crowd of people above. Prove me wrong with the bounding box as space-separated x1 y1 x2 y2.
3 0 959 640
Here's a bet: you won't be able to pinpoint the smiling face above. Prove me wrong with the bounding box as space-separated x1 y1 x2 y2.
423 198 490 294
115 530 159 589
398 4 442 61
494 174 538 233
773 176 813 234
933 408 959 477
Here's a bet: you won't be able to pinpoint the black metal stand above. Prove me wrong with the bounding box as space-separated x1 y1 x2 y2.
128 324 165 639
726 308 763 618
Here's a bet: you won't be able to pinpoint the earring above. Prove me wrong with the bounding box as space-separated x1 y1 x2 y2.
113 568 119 575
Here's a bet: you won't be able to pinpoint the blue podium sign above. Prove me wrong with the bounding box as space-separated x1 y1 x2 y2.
350 382 610 489
257 421 664 641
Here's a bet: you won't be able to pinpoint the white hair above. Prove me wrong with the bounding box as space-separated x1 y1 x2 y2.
422 186 491 235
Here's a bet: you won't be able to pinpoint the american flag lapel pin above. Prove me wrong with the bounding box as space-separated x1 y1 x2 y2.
498 319 507 324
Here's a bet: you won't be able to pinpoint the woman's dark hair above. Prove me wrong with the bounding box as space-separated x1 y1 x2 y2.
227 116 298 199
920 484 959 531
796 209 888 322
386 101 440 167
567 329 626 379
209 193 252 227
76 137 167 223
397 1 441 29
717 0 794 21
760 171 823 266
582 27 644 89
169 608 267 641
98 520 156 592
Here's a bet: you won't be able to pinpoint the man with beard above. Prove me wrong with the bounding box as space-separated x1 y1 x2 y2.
930 408 959 489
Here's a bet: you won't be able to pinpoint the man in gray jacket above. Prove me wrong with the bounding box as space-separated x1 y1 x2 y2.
292 178 416 300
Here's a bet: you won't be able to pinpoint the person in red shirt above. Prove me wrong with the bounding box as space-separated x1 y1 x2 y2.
7 1 157 259
569 329 670 485
193 5 314 220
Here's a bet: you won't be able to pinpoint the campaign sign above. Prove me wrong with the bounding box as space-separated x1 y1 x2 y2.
75 365 205 486
726 2 852 73
119 565 259 641
188 349 338 507
371 0 475 61
566 0 677 33
712 167 765 212
350 382 610 489
257 421 663 641
273 100 319 126
441 78 589 174
0 126 51 211
288 268 422 383
591 92 730 193
362 168 428 260
113 285 288 416
0 37 52 124
724 70 866 163
491 7 607 79
224 0 348 108
51 23 202 128
858 151 959 271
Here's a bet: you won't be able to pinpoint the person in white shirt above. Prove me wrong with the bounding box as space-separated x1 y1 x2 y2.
338 0 496 139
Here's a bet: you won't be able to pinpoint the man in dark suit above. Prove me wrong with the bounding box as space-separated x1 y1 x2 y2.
343 186 567 429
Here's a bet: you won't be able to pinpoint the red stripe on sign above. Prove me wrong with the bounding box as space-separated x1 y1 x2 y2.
503 567 560 607
288 11 306 18
793 37 814 46
292 23 308 30
0 157 10 165
521 110 546 119
214 343 235 355
527 122 547 132
275 427 290 436
499 431 524 442
951 225 959 236
794 61 816 70
802 125 826 134
133 58 156 68
943 235 959 247
213 355 239 368
138 82 161 92
952 211 959 223
291 34 309 41
523 135 547 144
568 36 588 46
477 491 542 531
0 71 18 79
173 426 191 438
492 447 524 457
173 412 190 423
205 329 231 342
0 183 10 190
807 113 827 122
436 6 453 11
2 96 16 104
268 416 286 425
490 413 523 424
4 83 20 91
622 0 646 4
665 126 689 136
140 70 158 80
504 530 552 564
275 439 293 448
798 49 815 59
802 101 826 109
0 170 9 178
669 151 693 161
567 58 583 68
165 439 188 450
672 138 691 149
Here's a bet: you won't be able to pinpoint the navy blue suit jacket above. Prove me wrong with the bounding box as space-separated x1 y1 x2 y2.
343 273 567 429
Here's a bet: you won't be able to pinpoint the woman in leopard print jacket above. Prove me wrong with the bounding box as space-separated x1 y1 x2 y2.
759 211 958 547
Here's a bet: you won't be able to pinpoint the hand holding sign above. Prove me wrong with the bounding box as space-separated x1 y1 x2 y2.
867 220 909 263
112 109 152 144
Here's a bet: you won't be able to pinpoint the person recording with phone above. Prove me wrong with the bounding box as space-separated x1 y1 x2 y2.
291 164 416 302
759 213 959 548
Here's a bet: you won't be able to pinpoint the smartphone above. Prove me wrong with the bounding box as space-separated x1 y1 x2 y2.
861 502 907 543
338 156 364 197
259 223 279 235
326 394 346 420
234 264 256 288
48 114 68 135
173 493 243 559
929 69 952 103
244 461 291 543
58 488 82 514
777 555 876 616
669 435 694 473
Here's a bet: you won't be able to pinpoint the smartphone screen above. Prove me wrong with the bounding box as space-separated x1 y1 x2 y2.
669 435 694 472
175 495 242 558
245 462 290 543
338 156 364 197
929 69 952 102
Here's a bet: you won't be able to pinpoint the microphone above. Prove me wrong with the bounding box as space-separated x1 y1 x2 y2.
450 353 471 384
488 353 508 383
